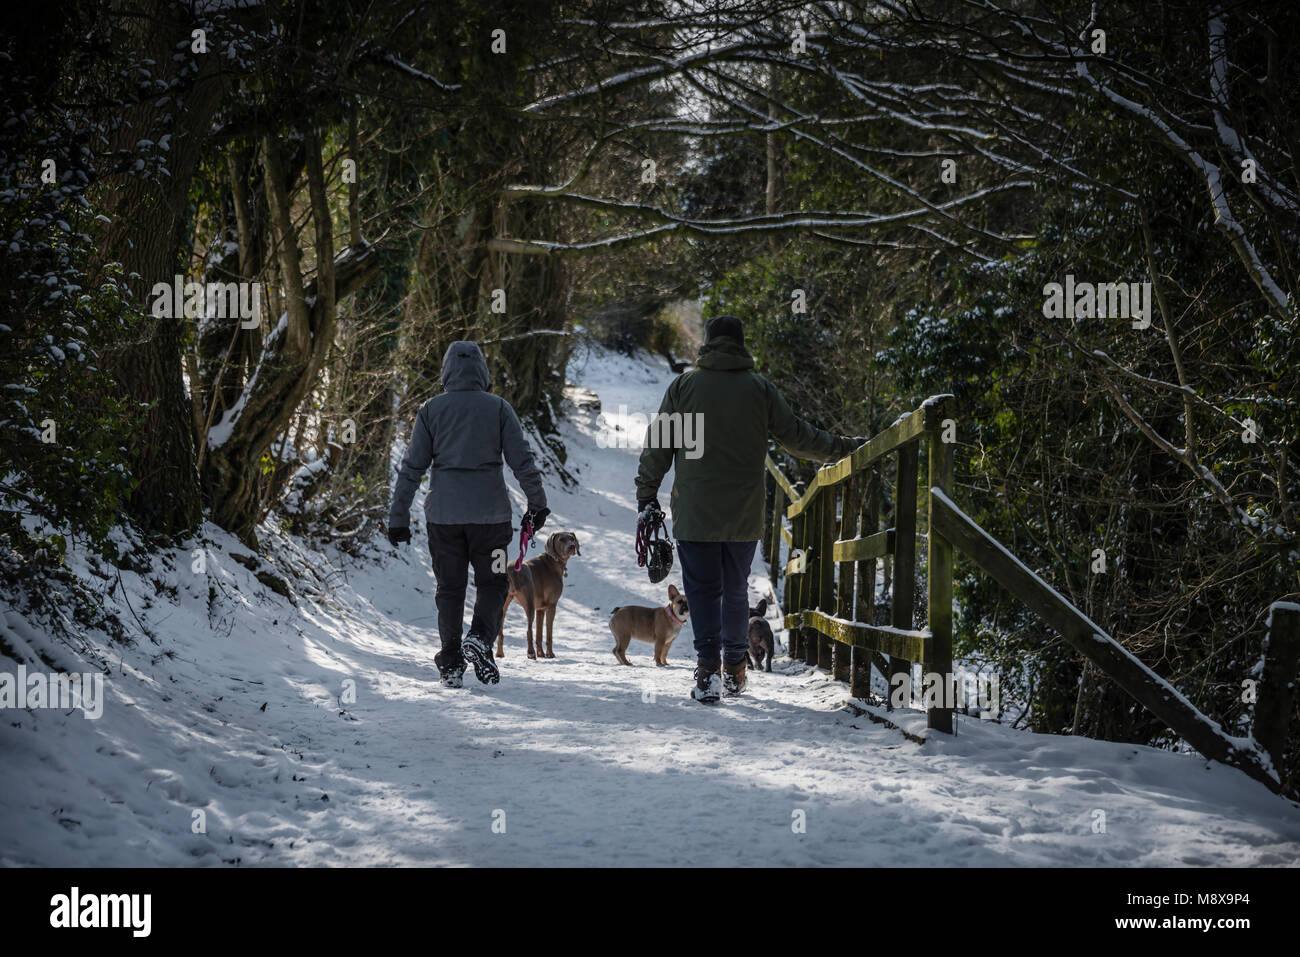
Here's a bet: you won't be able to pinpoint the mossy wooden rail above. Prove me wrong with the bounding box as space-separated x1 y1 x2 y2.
762 396 1293 793
763 395 955 731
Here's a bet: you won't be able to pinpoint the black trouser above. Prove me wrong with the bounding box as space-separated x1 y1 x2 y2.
427 522 512 663
677 540 759 667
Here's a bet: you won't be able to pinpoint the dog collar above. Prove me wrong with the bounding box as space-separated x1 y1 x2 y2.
664 602 684 625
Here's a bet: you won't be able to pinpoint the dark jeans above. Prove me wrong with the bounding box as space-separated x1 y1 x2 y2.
676 540 758 667
427 522 512 663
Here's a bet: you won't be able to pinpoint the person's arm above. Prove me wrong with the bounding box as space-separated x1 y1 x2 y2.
500 400 547 512
766 379 860 462
635 382 677 506
388 405 434 529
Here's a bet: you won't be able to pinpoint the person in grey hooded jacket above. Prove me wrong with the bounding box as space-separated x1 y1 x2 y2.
387 340 549 687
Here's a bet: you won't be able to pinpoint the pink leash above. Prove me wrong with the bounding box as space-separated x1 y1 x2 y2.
514 517 533 571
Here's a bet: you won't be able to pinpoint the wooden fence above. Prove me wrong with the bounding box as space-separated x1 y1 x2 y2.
763 395 1298 794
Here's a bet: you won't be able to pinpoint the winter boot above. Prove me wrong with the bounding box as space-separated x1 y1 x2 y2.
434 649 465 689
691 660 722 704
462 632 500 685
722 659 748 696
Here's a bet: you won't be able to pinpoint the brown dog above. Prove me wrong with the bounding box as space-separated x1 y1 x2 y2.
497 531 581 660
608 584 690 666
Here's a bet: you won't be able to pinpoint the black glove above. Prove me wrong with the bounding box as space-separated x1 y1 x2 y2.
637 498 661 518
388 525 411 547
525 506 549 533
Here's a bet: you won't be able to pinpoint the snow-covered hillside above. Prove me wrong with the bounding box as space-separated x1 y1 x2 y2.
2 345 1298 866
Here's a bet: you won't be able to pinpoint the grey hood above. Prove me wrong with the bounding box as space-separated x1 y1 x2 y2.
441 340 491 392
388 337 547 529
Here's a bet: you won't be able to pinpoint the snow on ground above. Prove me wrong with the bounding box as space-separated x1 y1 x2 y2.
2 345 1299 867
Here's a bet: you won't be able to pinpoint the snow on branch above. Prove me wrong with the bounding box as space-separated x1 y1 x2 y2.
1076 57 1291 317
1206 8 1300 219
378 53 462 92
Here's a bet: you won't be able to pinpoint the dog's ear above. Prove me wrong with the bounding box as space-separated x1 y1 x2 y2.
545 532 563 559
572 532 580 556
668 583 679 599
756 598 768 616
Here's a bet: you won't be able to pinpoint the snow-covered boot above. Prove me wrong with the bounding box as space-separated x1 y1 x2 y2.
462 632 500 685
434 650 465 689
691 660 722 704
722 659 748 696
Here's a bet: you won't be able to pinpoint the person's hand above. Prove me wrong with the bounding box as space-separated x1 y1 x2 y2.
525 506 550 533
637 500 664 542
846 436 869 452
388 525 411 547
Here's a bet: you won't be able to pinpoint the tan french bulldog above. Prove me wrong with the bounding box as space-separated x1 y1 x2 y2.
608 584 690 666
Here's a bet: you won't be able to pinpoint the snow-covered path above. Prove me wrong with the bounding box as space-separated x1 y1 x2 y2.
2 347 1299 867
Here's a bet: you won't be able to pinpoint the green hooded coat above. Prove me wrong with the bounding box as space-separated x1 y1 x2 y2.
635 336 858 542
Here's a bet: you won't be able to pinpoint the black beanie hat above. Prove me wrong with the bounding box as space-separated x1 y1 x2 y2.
704 315 745 346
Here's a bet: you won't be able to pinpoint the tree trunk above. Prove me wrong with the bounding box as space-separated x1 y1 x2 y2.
93 0 233 539
200 132 381 544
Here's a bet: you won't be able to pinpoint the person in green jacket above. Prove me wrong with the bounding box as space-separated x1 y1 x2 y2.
635 316 862 703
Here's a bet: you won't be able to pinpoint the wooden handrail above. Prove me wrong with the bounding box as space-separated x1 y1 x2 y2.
929 488 1279 791
784 610 929 661
764 454 800 501
763 388 1286 792
832 529 893 562
785 395 953 520
764 395 952 692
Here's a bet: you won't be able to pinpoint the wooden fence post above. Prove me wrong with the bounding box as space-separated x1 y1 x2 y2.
890 443 919 707
927 429 954 733
835 475 857 684
1255 602 1300 788
768 481 783 595
851 468 879 699
803 498 821 666
787 512 804 661
762 471 772 553
817 486 836 670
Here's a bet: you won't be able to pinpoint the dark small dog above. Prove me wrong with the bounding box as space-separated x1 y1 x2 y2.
747 598 775 673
